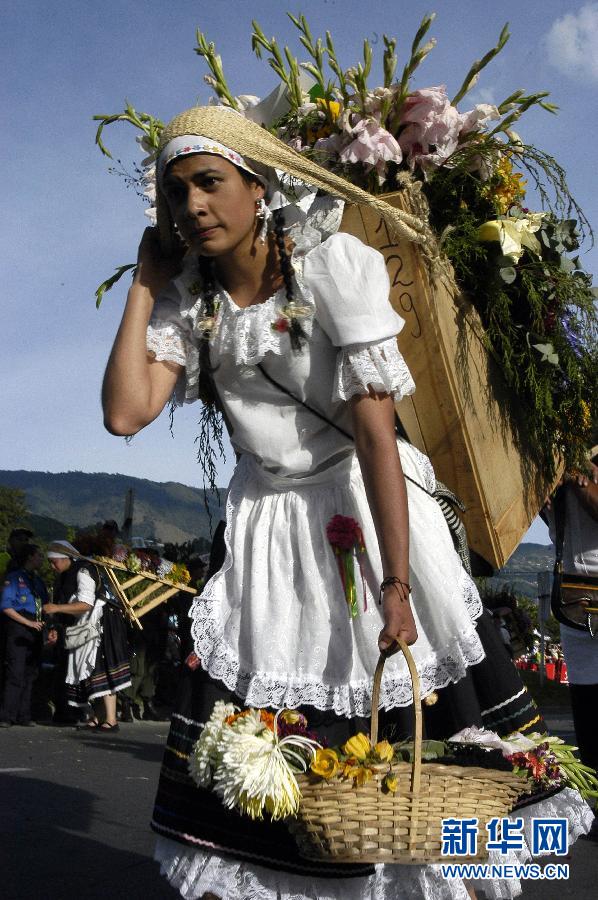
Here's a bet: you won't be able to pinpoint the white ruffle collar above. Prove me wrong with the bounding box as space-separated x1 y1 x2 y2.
175 252 316 367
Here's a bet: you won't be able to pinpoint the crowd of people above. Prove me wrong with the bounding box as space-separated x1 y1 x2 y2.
0 523 206 730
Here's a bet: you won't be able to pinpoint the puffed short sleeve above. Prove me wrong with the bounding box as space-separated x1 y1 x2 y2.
303 233 415 402
303 232 404 346
146 282 200 405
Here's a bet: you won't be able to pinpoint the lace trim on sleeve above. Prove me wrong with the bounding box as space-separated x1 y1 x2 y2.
146 320 200 406
334 337 416 402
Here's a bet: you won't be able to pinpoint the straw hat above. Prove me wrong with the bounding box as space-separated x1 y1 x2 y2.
156 105 436 257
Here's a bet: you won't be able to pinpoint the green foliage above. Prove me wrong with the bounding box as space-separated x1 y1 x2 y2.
0 486 30 550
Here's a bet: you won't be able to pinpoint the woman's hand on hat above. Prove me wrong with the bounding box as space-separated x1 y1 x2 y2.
134 227 186 297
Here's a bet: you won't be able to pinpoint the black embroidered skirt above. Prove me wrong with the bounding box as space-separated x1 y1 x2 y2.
67 605 132 706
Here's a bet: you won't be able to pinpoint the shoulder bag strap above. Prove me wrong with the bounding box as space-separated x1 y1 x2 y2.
256 362 431 497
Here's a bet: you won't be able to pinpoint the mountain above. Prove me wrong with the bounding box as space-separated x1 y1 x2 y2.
1 470 555 594
0 470 224 545
485 542 553 598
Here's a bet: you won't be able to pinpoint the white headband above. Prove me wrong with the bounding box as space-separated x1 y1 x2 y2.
157 135 267 189
47 540 80 560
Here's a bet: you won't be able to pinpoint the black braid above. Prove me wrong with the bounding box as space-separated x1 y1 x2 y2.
197 255 219 405
272 209 306 351
195 254 225 531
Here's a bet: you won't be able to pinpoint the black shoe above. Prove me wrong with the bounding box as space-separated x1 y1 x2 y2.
142 701 168 722
119 698 134 723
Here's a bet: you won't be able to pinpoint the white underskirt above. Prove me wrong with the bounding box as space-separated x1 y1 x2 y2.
191 442 484 718
154 788 592 900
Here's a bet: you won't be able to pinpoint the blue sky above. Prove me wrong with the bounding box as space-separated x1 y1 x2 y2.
2 1 597 546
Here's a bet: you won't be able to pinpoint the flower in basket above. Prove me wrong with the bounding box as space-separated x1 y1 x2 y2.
374 740 394 762
326 515 367 618
189 700 237 787
342 732 371 760
111 544 128 563
477 212 545 263
311 748 341 779
190 705 321 820
167 562 192 585
383 774 398 793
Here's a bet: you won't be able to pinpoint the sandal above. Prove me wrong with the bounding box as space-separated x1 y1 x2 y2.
77 718 100 731
98 722 120 732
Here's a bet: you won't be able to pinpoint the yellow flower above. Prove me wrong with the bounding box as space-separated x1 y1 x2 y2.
280 710 302 725
343 758 361 779
383 774 398 793
478 214 544 263
311 748 341 779
374 740 394 762
316 98 341 120
353 766 374 786
342 733 371 760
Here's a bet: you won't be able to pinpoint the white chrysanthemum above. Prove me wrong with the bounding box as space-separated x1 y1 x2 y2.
228 709 267 735
213 729 301 820
188 700 236 787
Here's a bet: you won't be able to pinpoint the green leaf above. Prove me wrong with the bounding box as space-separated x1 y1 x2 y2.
95 263 136 309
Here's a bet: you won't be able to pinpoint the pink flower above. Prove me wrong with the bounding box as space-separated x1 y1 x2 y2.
458 103 499 135
339 118 403 173
398 85 462 171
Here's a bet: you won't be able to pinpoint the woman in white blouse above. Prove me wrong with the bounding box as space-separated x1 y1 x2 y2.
100 106 584 900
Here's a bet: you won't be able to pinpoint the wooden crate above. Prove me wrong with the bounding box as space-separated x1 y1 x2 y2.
96 558 196 628
341 193 561 569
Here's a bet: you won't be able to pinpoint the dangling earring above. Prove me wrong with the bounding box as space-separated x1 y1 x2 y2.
255 198 272 244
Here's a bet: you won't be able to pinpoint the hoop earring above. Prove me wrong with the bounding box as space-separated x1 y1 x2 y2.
255 198 272 244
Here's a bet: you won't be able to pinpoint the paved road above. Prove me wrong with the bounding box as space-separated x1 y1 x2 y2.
1 708 596 899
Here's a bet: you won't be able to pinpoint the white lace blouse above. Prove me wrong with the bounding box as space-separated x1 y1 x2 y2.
147 232 415 480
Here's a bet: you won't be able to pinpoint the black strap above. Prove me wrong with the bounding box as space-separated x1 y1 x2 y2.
256 363 432 497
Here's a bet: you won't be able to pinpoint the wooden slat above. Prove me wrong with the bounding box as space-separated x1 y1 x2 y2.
127 581 166 608
135 587 179 618
120 574 146 591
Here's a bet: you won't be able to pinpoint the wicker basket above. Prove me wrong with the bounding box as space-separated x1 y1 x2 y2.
288 640 528 864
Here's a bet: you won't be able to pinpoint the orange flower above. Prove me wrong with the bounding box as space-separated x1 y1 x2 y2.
260 710 276 732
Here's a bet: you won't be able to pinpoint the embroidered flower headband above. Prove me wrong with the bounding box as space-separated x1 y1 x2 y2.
157 135 267 189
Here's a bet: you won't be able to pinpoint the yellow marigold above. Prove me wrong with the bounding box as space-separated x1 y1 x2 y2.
374 740 394 762
342 733 371 760
311 748 341 779
383 774 398 793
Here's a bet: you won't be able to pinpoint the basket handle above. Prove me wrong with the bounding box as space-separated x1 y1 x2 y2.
370 638 422 796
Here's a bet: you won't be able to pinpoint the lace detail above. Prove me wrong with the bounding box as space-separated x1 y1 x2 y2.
155 837 470 900
335 338 416 401
190 458 485 718
175 257 315 368
146 319 200 406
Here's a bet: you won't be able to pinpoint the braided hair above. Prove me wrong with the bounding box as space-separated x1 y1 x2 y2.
272 208 306 351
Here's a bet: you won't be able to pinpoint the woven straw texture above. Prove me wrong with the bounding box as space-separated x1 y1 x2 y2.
290 640 528 864
156 105 436 256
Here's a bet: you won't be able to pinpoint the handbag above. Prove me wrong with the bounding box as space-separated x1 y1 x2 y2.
550 486 598 635
64 620 101 650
